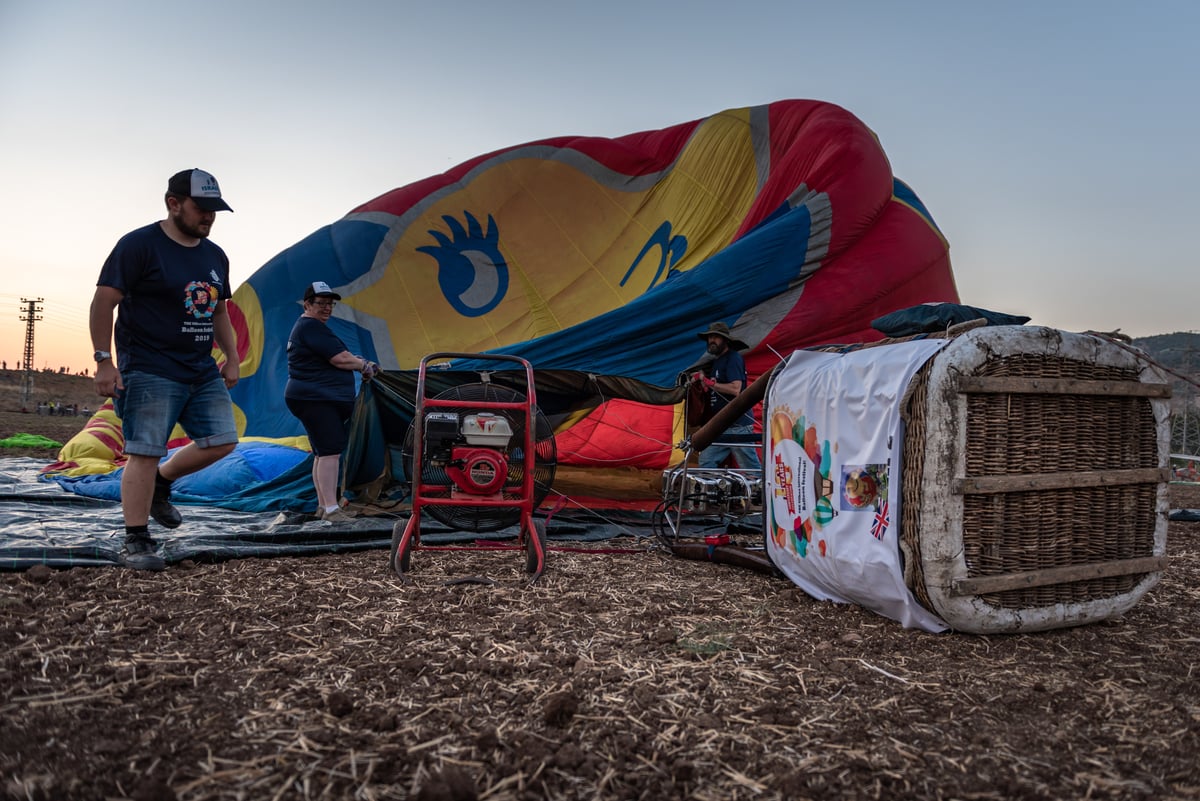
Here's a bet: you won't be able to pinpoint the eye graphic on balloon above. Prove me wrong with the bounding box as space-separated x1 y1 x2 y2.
620 220 688 292
417 211 508 317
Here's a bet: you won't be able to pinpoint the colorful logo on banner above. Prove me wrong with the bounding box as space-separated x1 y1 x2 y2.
769 410 892 558
768 411 833 556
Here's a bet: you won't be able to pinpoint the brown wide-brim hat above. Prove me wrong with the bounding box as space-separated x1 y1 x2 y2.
697 321 748 351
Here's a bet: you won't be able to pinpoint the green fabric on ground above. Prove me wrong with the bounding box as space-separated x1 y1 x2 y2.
0 433 63 449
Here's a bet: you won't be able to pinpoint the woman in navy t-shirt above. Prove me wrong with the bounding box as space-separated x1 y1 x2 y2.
284 281 378 522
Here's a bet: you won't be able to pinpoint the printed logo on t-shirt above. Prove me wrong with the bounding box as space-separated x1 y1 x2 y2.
184 281 219 319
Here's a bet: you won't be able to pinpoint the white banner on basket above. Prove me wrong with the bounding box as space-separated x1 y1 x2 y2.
765 340 949 632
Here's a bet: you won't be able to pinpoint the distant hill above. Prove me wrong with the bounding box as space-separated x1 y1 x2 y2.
1133 332 1200 372
1132 332 1200 407
0 369 97 413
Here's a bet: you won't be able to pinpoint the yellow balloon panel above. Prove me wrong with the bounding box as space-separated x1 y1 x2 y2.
351 110 758 366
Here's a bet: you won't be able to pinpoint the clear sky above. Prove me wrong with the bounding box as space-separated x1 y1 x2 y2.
1 0 1196 374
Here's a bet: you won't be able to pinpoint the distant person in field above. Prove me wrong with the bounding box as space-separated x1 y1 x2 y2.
89 168 240 571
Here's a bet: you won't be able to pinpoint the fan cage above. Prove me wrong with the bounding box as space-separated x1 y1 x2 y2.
403 383 556 532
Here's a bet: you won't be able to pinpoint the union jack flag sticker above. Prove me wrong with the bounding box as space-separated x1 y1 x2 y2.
871 501 890 540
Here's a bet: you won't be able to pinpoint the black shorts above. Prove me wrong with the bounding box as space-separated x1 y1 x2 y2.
285 397 355 457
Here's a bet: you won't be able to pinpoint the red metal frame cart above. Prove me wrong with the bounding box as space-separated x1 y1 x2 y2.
389 353 549 582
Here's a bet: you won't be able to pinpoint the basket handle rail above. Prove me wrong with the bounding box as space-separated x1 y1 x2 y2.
950 555 1169 597
953 467 1171 495
956 376 1171 398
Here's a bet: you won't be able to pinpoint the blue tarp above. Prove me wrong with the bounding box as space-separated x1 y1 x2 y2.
47 441 317 512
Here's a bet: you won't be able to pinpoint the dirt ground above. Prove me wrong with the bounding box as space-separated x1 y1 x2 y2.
3 407 1200 800
0 408 90 459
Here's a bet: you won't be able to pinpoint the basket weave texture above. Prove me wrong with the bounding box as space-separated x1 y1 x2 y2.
901 347 1159 612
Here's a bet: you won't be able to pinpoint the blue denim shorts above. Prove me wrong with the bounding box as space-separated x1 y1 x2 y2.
114 371 239 457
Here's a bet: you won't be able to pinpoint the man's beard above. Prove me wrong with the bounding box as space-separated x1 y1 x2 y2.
707 341 728 356
174 215 211 239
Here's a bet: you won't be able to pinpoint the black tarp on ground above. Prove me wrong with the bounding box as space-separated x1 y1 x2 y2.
0 459 656 571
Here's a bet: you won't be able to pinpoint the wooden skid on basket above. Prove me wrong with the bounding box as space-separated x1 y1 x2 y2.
901 326 1171 633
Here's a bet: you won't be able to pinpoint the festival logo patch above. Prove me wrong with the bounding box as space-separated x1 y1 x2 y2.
184 281 218 320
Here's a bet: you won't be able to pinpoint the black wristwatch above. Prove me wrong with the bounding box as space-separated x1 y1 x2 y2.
93 350 112 363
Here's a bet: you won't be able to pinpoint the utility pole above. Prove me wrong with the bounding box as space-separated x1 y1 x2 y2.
18 297 43 412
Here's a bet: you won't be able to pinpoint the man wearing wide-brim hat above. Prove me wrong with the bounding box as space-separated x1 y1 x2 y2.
689 322 762 470
696 322 749 351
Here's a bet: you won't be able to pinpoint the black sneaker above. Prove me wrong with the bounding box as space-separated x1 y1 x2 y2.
150 487 183 529
122 534 165 571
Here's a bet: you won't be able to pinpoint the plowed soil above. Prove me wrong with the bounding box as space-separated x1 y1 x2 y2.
2 398 1200 800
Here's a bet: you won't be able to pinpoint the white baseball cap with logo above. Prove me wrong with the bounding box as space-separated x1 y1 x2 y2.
167 168 233 212
303 281 342 301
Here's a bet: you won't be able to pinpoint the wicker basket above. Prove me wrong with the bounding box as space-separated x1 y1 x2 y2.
898 325 1171 633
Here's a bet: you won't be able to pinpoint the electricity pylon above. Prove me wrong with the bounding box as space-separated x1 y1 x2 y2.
18 298 43 411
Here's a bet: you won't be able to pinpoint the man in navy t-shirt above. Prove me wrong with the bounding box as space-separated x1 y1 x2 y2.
691 322 762 471
89 169 241 571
